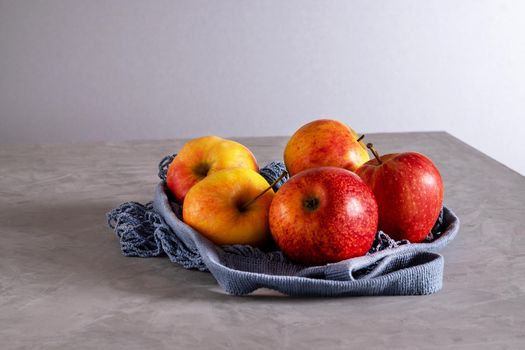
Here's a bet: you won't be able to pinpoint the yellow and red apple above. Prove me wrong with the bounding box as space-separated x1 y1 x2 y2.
182 168 274 247
166 136 258 203
269 166 378 265
284 119 369 176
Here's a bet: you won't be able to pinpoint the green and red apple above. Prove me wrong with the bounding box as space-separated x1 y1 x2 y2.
269 166 378 265
284 119 369 176
166 136 258 203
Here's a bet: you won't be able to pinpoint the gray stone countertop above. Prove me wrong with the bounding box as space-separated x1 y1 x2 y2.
1 132 524 349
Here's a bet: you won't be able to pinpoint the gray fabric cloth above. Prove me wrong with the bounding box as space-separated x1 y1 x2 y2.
150 183 459 296
107 159 460 296
107 201 208 271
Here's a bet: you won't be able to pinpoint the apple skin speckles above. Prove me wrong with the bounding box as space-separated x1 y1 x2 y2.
283 119 369 176
356 152 443 243
269 166 378 266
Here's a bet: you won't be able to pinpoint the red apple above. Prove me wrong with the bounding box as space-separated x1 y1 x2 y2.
355 144 444 242
284 119 369 176
269 167 378 265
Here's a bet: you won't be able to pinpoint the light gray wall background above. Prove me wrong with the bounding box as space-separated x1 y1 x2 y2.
1 1 524 175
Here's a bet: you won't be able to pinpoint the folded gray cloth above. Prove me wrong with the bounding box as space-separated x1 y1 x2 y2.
153 182 459 296
107 158 460 296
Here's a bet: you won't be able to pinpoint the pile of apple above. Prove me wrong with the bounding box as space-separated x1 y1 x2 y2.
166 119 443 266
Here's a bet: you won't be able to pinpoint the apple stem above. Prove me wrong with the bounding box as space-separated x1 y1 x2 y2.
366 143 383 164
357 134 365 142
240 171 288 211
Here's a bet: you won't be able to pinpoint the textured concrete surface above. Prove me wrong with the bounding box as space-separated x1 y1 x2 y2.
1 132 524 349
